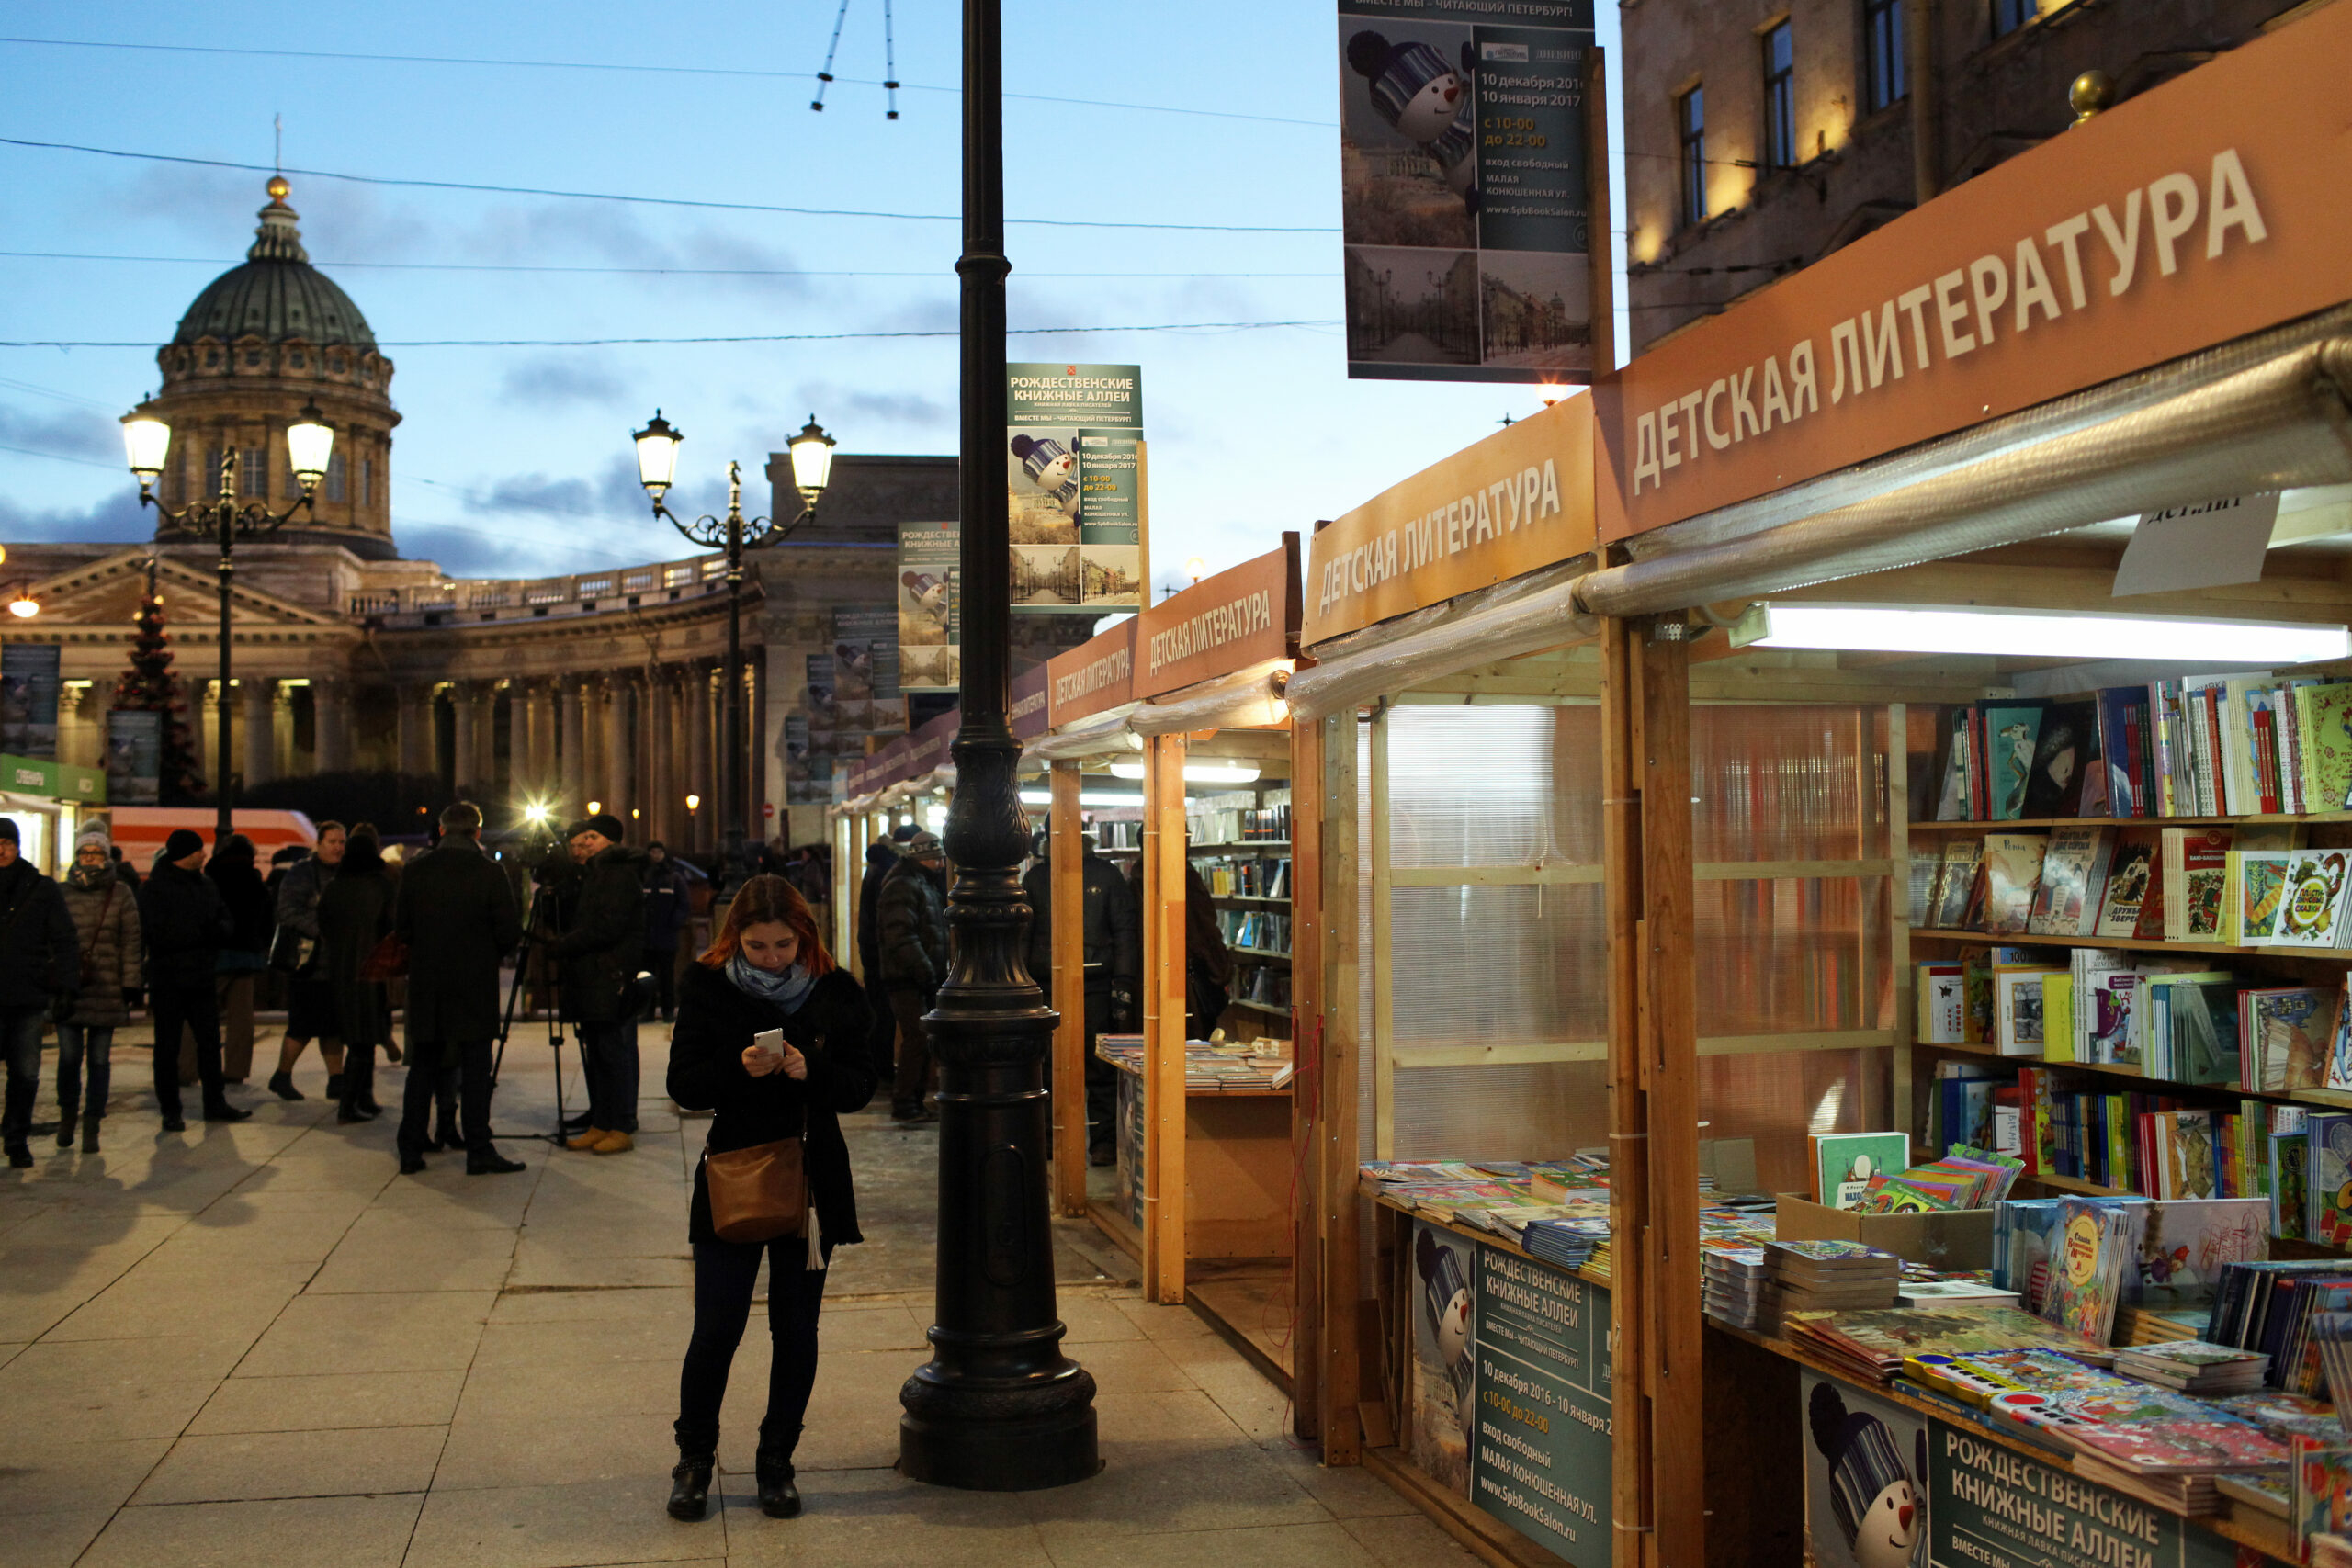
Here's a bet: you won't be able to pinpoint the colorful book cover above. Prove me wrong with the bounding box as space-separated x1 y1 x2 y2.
2297 1444 2352 1551
2030 826 2108 937
1981 832 2049 936
1810 1132 1912 1211
2136 1198 2268 1305
2154 1111 2221 1201
2041 1198 2147 1345
2270 1132 2311 1242
2020 701 2098 819
2164 828 2233 942
2071 1416 2285 1474
2309 1114 2352 1247
1994 967 2063 1056
1917 964 1964 1043
2299 682 2352 811
2249 987 2337 1093
2274 850 2352 950
2242 852 2296 945
1933 838 1983 929
2094 830 2160 939
1984 702 2047 820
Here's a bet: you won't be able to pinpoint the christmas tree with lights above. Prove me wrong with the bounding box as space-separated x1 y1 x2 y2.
112 559 206 805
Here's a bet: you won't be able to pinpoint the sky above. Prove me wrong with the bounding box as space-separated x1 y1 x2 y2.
0 2 1629 591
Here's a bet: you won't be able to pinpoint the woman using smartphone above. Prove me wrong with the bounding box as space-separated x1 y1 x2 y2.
664 874 876 1523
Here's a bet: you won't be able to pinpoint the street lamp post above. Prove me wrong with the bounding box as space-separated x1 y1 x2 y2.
896 0 1097 1493
633 416 834 888
120 401 334 845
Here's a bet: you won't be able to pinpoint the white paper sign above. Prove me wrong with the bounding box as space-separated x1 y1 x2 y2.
2111 491 2279 598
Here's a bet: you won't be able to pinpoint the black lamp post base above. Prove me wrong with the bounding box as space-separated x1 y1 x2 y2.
898 1367 1101 1490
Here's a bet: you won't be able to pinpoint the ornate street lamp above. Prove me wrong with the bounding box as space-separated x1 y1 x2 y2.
632 412 832 887
122 398 334 844
896 0 1097 1492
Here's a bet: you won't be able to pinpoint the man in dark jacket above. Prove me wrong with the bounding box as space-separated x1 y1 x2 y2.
393 802 526 1176
875 829 949 1122
0 817 78 1167
639 841 691 1022
1022 828 1142 1165
141 829 245 1131
544 812 647 1153
855 825 918 1077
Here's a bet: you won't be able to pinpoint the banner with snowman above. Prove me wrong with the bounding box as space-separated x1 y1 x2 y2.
1338 0 1599 384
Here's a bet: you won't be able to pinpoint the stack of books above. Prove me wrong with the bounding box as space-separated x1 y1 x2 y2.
1522 1217 1611 1273
1702 1246 1768 1329
2067 1415 2287 1514
1763 1240 1901 1321
2203 1260 2352 1395
1786 1305 2102 1382
2109 1339 2269 1395
1895 1278 2021 1309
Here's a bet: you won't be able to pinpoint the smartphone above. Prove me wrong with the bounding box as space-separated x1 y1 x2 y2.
752 1029 786 1058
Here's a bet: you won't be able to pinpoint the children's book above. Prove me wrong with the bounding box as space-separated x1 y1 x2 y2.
1984 702 2048 820
2041 1197 2149 1345
2030 826 2111 937
1933 837 1984 929
2274 1131 2312 1242
2247 987 2337 1094
2242 852 2297 945
1917 963 1964 1043
2096 829 2161 939
1810 1132 1912 1211
1994 967 2064 1056
2020 701 2098 819
2162 827 2234 942
1981 832 2050 936
2301 682 2352 810
2274 851 2352 950
2310 1114 2352 1247
2135 1197 2269 1305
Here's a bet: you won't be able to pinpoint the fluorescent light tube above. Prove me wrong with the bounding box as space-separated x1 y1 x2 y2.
1103 761 1261 783
1018 789 1146 807
1732 604 2350 664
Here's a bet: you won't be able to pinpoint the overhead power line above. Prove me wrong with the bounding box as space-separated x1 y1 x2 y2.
0 249 1340 282
0 35 1336 130
0 319 1342 350
0 135 1340 233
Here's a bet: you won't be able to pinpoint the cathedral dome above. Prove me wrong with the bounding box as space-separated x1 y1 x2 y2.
172 176 376 349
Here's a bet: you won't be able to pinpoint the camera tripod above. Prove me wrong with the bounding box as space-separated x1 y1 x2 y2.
488 882 577 1145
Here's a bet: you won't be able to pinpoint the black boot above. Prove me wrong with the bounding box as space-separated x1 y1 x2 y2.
324 1072 345 1101
755 1443 801 1518
267 1071 303 1101
80 1113 99 1154
667 1450 715 1521
5 1141 28 1169
56 1097 76 1148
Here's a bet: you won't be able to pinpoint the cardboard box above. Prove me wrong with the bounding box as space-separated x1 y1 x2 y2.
1774 1193 1994 1272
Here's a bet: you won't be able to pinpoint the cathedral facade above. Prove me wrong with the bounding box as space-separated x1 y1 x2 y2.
7 179 1079 850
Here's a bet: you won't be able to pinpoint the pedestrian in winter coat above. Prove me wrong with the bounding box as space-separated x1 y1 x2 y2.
1022 829 1142 1163
854 829 912 1080
544 812 647 1152
139 829 243 1132
1183 861 1233 1040
640 841 691 1022
0 817 78 1167
392 801 525 1175
662 874 877 1525
317 825 395 1125
205 834 273 1085
56 827 139 1154
874 830 948 1121
266 823 348 1101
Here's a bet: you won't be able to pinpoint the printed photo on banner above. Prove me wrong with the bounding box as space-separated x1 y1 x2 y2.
896 520 960 691
1338 0 1599 385
1802 1373 1928 1568
1411 1222 1476 1496
1006 363 1145 610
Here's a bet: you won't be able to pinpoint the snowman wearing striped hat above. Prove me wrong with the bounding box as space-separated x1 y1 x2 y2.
1347 31 1480 213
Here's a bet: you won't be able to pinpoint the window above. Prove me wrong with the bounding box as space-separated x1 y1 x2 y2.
1863 0 1905 111
204 447 223 496
241 447 267 499
325 450 348 503
1991 0 2035 37
1760 24 1795 168
1678 85 1708 227
362 457 374 506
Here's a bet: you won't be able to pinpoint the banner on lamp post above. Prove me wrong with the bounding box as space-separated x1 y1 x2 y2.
1006 363 1146 611
0 644 61 759
896 521 961 691
107 709 161 806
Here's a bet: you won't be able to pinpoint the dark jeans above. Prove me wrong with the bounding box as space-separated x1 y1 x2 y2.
888 987 933 1115
399 1039 493 1158
675 1234 831 1456
0 1007 45 1147
55 1024 112 1126
579 1019 639 1133
150 980 225 1118
648 946 678 1020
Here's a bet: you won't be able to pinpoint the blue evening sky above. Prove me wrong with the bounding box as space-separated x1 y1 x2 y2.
0 2 1628 589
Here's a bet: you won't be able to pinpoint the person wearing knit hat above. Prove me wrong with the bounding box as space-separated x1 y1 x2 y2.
546 812 648 1153
0 814 79 1167
56 825 139 1154
874 829 948 1121
139 827 248 1131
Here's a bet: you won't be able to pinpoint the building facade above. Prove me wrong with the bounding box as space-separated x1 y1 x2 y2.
7 179 1085 850
1620 0 2325 352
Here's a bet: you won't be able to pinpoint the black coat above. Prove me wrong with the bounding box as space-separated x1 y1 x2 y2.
640 856 690 952
0 859 77 1010
318 865 394 1048
395 836 521 1052
875 857 947 995
139 860 230 991
546 843 646 1022
856 840 898 980
1023 846 1142 999
208 857 274 959
666 963 878 1247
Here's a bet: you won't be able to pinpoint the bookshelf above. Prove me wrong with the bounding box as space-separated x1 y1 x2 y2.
1189 790 1295 1044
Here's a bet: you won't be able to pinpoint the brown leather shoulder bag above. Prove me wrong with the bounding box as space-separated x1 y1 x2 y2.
704 1138 807 1243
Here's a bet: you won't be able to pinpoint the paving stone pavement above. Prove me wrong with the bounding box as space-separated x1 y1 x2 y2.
1 1022 1471 1568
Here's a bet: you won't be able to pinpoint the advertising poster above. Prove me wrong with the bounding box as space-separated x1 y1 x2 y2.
1923 1410 2236 1568
0 643 61 759
1006 363 1145 611
784 714 829 807
896 521 959 690
107 709 161 807
1338 0 1598 383
1803 1373 1929 1568
1410 1222 1477 1496
1470 1248 1610 1565
832 604 901 705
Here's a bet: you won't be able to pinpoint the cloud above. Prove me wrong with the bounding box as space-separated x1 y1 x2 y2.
0 485 151 543
786 382 953 432
0 403 124 463
496 351 632 410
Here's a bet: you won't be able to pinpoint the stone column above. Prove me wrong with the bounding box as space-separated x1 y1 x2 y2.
648 668 676 845
686 661 714 855
395 684 430 777
85 679 119 773
241 678 276 789
313 678 350 773
559 678 586 815
477 683 501 795
605 674 634 818
187 679 212 783
451 682 480 794
274 683 298 779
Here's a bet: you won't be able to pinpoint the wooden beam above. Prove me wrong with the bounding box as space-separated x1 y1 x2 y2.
1370 702 1395 1160
1320 708 1364 1465
1290 713 1325 1444
1147 732 1190 1304
1639 622 1704 1568
1049 761 1088 1217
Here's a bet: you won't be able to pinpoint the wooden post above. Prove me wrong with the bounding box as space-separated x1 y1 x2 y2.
1639 623 1703 1568
1318 709 1363 1464
1289 713 1325 1443
1050 760 1089 1216
1887 704 1913 1140
1600 616 1655 1562
1145 731 1191 1303
1368 701 1395 1159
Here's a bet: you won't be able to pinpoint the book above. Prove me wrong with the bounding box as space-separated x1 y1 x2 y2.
1994 967 2064 1056
1933 705 1974 821
2020 701 2098 818
2135 1198 2268 1305
2312 1115 2352 1247
1984 702 2047 820
2094 830 2160 939
1980 832 2049 935
1917 963 1964 1043
2030 826 2110 937
2245 987 2337 1093
2041 1198 2148 1345
1932 837 1983 929
2274 1132 2312 1242
2301 683 2352 811
2273 850 2352 950
1783 1304 2101 1381
1810 1132 1912 1211
2160 828 2233 942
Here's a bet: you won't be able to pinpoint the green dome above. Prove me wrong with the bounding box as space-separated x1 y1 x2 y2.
171 178 376 349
